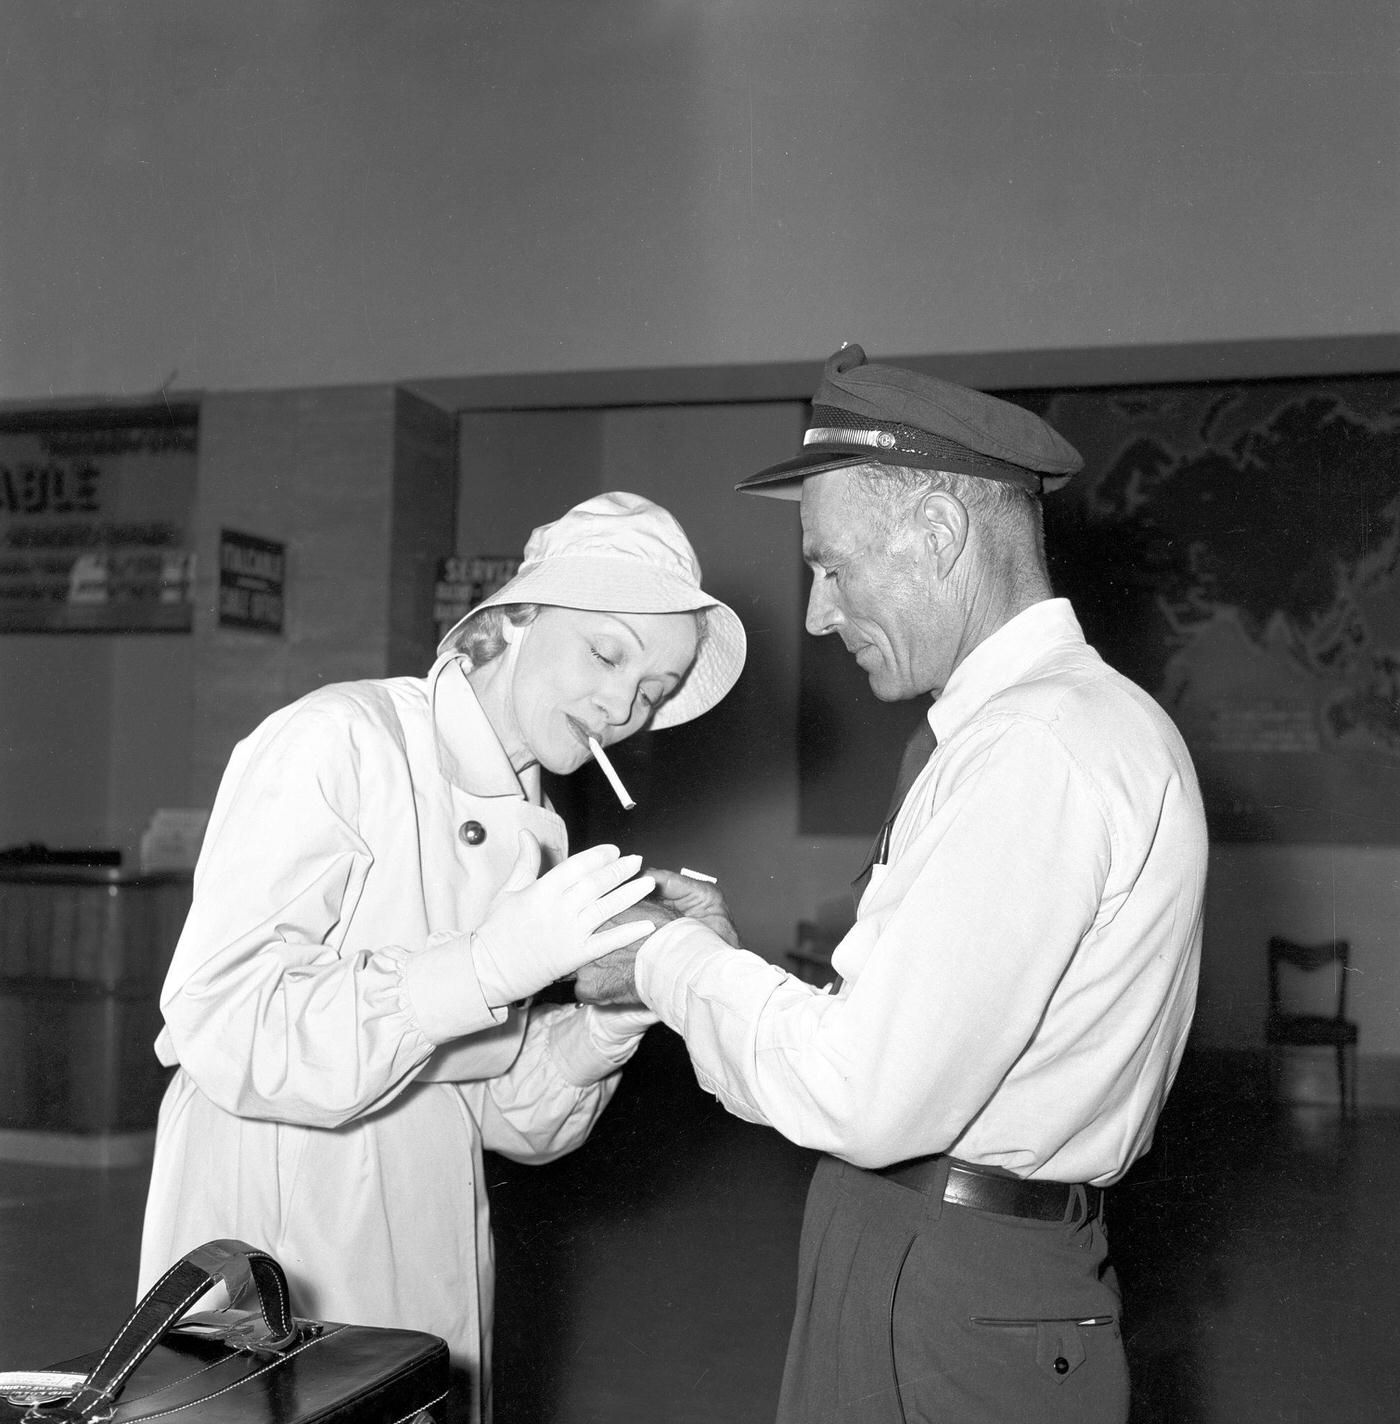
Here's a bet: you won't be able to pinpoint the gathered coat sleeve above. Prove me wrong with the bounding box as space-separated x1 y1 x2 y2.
470 1003 647 1164
158 694 505 1129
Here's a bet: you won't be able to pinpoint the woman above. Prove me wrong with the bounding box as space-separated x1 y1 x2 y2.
138 491 746 1423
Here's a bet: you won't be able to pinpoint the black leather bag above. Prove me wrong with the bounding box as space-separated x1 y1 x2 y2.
0 1239 451 1423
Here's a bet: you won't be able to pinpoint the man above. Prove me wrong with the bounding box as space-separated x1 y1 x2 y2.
579 344 1206 1424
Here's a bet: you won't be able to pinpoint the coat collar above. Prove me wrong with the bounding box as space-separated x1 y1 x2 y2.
429 652 540 803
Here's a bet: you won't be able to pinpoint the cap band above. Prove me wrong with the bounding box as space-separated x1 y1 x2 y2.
804 426 901 451
800 404 1044 491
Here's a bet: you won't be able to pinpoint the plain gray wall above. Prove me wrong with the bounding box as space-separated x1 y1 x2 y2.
2 1 1396 402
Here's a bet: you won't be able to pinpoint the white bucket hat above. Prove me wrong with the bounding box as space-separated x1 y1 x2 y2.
436 491 746 729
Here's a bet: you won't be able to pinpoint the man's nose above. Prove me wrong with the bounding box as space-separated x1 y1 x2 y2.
805 578 839 637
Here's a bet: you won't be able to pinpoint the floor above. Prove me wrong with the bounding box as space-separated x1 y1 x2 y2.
2 1035 1398 1423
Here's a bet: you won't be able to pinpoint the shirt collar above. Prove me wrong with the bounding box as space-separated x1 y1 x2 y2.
927 598 1086 745
429 652 539 802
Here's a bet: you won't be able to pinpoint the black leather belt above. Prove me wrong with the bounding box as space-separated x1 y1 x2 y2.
876 1156 1104 1223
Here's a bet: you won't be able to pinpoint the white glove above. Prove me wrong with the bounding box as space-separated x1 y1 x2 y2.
586 1002 660 1051
472 832 656 1008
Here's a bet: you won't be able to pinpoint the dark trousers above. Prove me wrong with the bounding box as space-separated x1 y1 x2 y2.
776 1155 1129 1424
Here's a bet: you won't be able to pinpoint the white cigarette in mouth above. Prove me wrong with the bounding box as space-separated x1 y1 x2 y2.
680 867 717 883
588 735 636 810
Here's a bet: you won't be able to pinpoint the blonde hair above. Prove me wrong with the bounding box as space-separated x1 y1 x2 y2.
446 603 541 664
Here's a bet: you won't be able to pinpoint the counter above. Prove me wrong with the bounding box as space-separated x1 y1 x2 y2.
0 865 192 1165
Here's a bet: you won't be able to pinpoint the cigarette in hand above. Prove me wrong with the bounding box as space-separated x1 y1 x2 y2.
588 735 636 810
680 867 717 883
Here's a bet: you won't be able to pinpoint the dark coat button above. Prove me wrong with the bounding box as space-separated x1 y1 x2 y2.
458 820 487 846
1054 1357 1069 1375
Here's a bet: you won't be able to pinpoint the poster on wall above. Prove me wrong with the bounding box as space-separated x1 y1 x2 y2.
433 553 521 647
0 405 198 633
218 529 286 634
799 372 1400 845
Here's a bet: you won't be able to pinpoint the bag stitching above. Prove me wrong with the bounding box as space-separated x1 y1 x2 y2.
244 1251 291 1330
119 1333 443 1421
113 1333 324 1419
81 1261 183 1381
83 1248 293 1404
387 1391 450 1424
78 1275 210 1405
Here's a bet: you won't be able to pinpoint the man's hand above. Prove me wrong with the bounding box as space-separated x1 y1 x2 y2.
601 895 685 934
646 867 742 948
573 942 644 1005
574 872 743 1003
574 895 682 1004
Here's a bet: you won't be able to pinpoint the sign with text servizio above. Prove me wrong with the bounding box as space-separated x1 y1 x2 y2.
0 406 198 633
218 530 286 634
434 553 521 646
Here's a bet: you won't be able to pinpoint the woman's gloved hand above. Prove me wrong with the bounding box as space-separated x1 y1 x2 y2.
584 1001 660 1054
472 832 656 1008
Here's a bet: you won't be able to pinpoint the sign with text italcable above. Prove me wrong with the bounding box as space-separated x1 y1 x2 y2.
219 530 285 633
0 408 197 633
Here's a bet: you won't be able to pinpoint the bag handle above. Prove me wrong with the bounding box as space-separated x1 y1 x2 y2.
41 1239 298 1422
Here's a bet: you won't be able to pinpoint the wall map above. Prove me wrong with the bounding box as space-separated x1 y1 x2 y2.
800 373 1400 845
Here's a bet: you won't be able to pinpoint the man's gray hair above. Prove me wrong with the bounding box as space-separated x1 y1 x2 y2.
850 463 1047 569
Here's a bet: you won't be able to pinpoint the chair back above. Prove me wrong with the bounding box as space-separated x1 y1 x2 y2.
1267 935 1351 1023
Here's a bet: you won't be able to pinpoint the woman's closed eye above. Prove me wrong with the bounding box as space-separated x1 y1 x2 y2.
589 643 656 715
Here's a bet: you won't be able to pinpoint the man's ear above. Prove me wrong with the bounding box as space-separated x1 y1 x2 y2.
916 489 968 579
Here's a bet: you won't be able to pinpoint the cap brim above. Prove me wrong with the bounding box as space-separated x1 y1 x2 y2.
736 444 1072 498
735 446 900 501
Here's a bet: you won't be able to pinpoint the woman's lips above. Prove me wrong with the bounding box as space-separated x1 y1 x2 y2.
565 714 597 748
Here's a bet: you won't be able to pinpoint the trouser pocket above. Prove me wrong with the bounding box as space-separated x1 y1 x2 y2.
970 1315 1117 1383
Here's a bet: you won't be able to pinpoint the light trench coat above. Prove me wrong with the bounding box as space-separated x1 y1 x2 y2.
139 653 641 1423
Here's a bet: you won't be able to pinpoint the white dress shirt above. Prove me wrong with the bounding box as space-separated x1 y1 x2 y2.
638 599 1207 1187
140 653 642 1423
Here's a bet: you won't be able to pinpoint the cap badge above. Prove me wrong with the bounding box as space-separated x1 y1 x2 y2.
804 426 899 451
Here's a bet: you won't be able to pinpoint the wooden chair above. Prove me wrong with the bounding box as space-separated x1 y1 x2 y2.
1266 936 1359 1115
